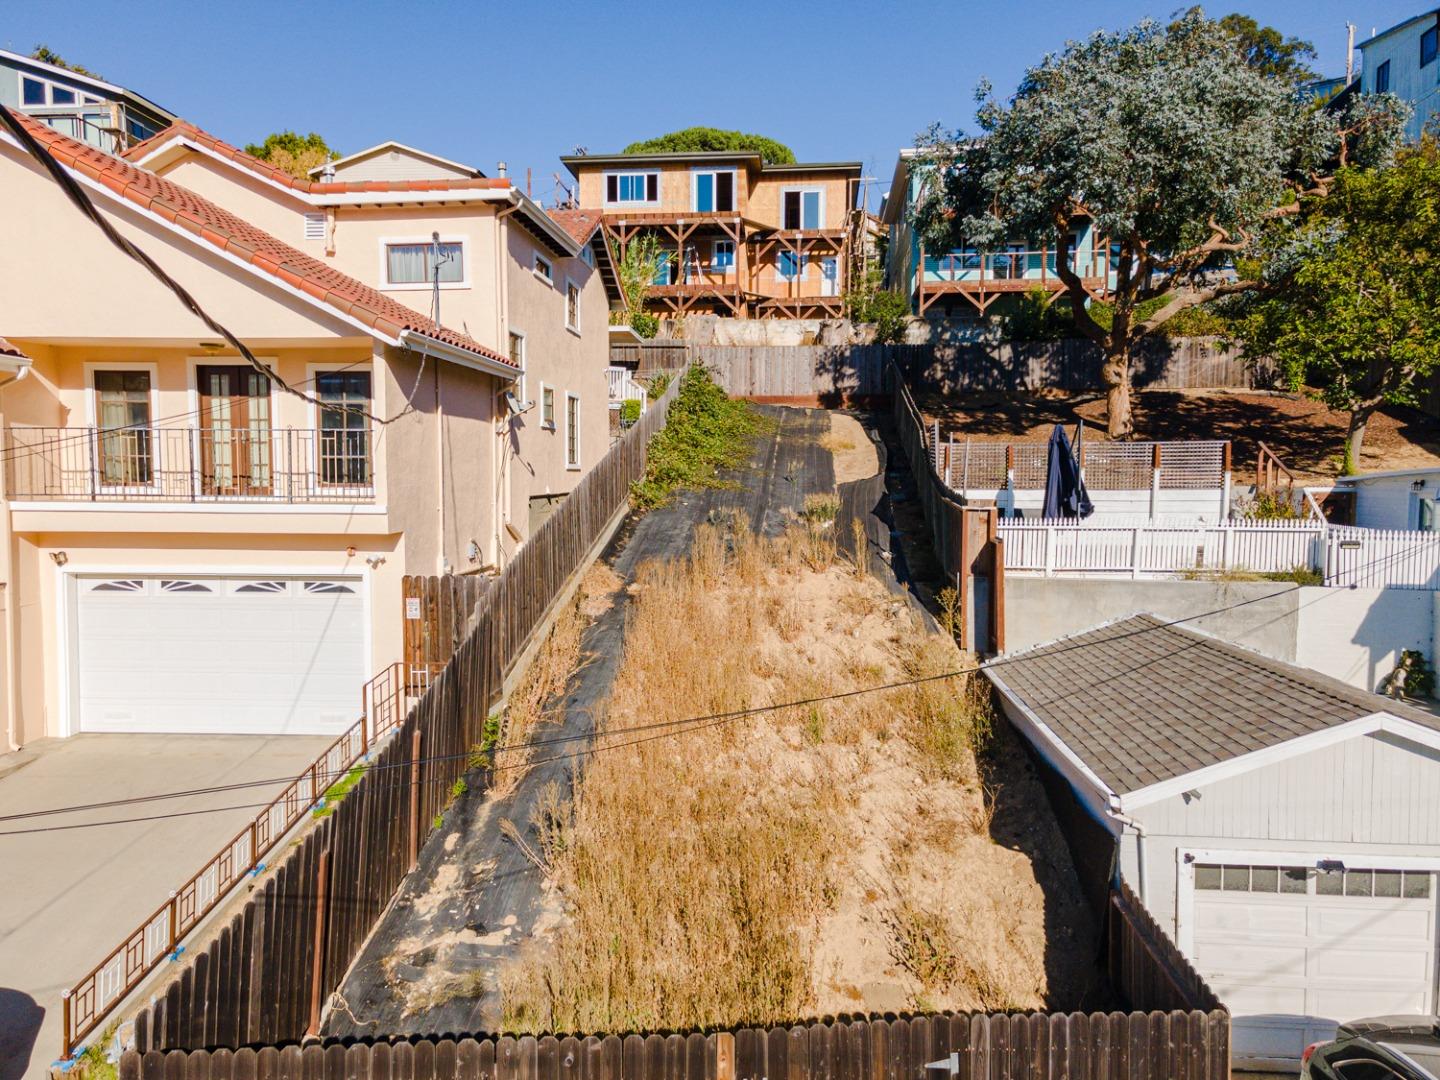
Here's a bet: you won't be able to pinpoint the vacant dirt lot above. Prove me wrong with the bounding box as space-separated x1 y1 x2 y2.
498 515 1101 1034
919 388 1440 481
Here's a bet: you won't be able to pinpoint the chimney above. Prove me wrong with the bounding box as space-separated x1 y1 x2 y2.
497 161 508 178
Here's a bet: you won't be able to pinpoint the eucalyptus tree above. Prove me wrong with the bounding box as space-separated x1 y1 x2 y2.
911 10 1404 437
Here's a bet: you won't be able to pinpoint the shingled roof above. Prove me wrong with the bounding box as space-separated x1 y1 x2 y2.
10 112 512 369
121 120 512 197
985 614 1440 798
0 336 28 360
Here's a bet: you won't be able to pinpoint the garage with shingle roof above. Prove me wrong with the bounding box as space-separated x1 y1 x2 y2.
985 614 1440 1071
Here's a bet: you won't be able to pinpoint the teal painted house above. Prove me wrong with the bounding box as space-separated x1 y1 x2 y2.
0 48 174 153
880 148 1114 318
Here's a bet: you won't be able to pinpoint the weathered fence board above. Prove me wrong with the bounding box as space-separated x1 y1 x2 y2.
689 339 1264 404
121 1006 1228 1080
118 372 687 1060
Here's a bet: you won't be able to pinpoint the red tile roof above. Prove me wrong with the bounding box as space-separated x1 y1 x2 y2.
122 121 513 197
0 336 29 360
14 113 512 368
546 207 603 246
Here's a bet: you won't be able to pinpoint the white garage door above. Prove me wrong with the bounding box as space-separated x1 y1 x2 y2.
1191 861 1437 1067
75 575 366 735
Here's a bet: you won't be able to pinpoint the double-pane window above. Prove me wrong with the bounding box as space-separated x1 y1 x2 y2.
777 251 807 281
783 189 823 230
606 172 658 204
317 371 372 485
385 241 463 285
693 170 735 212
95 370 152 485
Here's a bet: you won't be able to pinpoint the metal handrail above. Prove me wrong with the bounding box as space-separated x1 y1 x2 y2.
60 660 441 1057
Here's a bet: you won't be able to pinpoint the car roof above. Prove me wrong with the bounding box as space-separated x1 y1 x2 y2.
1339 1017 1440 1042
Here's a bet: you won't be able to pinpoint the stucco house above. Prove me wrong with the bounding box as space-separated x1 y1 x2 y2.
0 110 616 751
986 614 1440 1071
1332 466 1440 531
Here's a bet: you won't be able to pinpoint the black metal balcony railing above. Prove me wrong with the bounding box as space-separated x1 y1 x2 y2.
5 426 376 503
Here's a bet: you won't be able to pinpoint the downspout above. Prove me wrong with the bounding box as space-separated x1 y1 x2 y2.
0 365 32 752
494 198 520 567
435 353 446 575
1109 808 1148 906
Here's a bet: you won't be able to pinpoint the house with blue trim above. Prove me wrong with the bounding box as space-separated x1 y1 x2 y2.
879 148 1114 319
0 47 174 153
1357 9 1440 142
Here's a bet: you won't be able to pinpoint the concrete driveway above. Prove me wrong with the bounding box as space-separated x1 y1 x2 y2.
0 732 330 1080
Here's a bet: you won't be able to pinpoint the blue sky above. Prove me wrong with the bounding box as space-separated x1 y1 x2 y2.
3 0 1422 209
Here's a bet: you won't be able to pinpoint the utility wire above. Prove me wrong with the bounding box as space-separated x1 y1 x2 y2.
0 543 1419 835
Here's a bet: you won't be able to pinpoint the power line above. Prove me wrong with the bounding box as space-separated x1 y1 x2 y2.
0 544 1420 835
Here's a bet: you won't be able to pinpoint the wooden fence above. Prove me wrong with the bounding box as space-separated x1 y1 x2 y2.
100 372 687 1061
117 878 1228 1080
402 574 493 667
688 339 1263 405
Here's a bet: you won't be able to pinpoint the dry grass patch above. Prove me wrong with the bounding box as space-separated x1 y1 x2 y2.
500 514 1064 1033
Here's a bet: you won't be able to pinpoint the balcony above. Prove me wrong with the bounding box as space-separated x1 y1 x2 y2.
5 426 376 503
918 247 1113 314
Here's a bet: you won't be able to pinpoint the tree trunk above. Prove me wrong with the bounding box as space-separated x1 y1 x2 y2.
1344 403 1379 475
1101 347 1133 439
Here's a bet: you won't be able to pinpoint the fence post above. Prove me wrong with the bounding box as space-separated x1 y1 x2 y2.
409 725 422 867
249 819 259 870
306 848 330 1037
1044 526 1055 578
1150 444 1162 521
1221 525 1233 571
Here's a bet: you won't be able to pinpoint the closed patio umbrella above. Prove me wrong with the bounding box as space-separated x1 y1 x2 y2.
1041 423 1094 519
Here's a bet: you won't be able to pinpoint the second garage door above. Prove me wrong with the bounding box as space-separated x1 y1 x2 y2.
1191 861 1437 1067
74 575 366 736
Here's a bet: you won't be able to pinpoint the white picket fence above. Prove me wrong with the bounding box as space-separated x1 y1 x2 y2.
998 518 1440 588
998 519 1325 579
1325 526 1440 589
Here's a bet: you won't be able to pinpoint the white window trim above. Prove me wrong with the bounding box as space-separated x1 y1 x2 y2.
533 253 554 286
776 250 810 282
508 330 528 403
690 166 739 214
540 382 556 431
711 239 736 274
603 169 661 209
377 234 470 291
565 277 582 336
306 361 376 494
83 361 163 497
565 392 582 469
779 185 827 232
18 71 97 108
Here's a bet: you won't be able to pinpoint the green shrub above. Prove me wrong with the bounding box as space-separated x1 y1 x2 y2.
630 367 763 510
630 311 660 339
1402 649 1435 698
844 269 910 343
646 371 671 400
620 399 642 424
1261 565 1323 586
1086 296 1231 338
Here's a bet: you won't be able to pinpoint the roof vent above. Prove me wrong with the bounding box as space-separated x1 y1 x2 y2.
497 161 508 177
303 212 325 241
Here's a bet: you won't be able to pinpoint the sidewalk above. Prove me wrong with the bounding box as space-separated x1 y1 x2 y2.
0 732 328 1080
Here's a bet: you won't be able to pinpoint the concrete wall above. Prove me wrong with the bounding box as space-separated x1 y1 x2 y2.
1003 577 1434 693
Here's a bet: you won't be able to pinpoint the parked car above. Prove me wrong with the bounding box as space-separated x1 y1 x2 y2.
1303 1017 1440 1079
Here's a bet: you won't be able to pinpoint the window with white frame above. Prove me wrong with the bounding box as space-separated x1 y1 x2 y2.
605 171 659 206
777 250 808 281
542 385 555 428
565 393 581 468
712 240 736 272
534 253 553 284
693 169 736 212
509 332 527 403
782 189 824 230
19 73 103 108
566 279 581 332
385 240 464 286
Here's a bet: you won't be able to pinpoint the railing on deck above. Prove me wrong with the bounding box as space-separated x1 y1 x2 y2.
935 437 1230 492
6 426 375 503
61 661 440 1057
998 517 1324 578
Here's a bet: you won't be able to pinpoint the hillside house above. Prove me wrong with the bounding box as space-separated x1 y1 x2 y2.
559 150 862 319
1357 9 1440 143
122 120 622 542
0 111 613 749
1332 467 1440 531
988 615 1440 1071
0 47 174 152
881 148 1115 318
